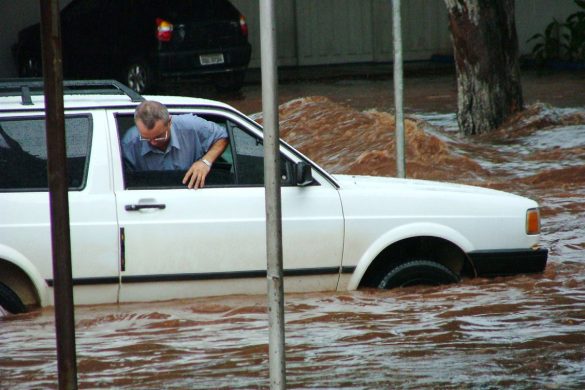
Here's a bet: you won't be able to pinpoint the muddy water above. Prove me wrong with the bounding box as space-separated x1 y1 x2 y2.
2 98 585 389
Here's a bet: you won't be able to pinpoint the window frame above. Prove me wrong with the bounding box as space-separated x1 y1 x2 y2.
116 109 300 190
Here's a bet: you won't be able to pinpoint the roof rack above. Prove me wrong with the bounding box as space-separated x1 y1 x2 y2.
0 79 145 106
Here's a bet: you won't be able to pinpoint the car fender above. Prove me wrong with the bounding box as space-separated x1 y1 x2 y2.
346 222 475 290
0 244 49 306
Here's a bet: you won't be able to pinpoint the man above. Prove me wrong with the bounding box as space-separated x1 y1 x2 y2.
122 100 229 189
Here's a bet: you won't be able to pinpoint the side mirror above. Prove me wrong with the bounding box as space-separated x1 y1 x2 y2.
295 161 313 186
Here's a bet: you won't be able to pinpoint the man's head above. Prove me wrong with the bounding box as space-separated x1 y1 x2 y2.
134 100 171 148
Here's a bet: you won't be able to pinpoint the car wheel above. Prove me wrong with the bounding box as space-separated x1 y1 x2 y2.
378 260 460 289
18 54 42 77
123 61 155 94
214 71 246 92
0 282 27 315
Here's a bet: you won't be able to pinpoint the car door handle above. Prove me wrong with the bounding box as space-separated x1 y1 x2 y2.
125 203 166 211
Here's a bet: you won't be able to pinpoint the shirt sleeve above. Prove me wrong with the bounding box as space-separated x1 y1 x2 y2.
175 114 228 153
121 126 139 171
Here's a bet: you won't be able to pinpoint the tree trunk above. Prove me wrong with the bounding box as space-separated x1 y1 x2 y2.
444 0 523 135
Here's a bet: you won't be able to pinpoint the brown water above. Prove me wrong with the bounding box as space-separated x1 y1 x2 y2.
2 97 585 389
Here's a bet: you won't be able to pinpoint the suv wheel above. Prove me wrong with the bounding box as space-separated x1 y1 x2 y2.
122 60 156 94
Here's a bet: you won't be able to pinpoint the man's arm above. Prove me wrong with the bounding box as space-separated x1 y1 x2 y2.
182 138 229 189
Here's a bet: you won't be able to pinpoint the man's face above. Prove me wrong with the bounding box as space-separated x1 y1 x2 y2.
136 118 171 148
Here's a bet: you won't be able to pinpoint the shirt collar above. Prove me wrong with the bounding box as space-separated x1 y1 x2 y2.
139 124 180 156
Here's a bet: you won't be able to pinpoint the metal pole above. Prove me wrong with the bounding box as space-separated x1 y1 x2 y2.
40 1 78 389
392 0 406 178
259 0 286 388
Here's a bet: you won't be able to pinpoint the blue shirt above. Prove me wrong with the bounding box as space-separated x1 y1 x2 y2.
122 114 228 171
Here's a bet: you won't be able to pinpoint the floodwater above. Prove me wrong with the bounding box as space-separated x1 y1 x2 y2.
2 81 585 388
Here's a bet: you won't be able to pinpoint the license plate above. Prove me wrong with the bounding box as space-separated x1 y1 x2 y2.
199 53 224 66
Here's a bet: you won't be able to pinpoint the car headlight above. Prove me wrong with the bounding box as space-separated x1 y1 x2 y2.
526 208 541 235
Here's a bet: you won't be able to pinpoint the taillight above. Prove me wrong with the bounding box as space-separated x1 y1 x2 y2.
239 14 248 37
156 18 173 42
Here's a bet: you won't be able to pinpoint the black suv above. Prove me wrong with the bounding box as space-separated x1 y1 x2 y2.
12 0 252 93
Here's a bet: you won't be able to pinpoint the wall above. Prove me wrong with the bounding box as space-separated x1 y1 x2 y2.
233 0 452 67
0 0 580 77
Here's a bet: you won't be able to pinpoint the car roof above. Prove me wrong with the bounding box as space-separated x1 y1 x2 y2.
0 79 234 113
0 95 233 112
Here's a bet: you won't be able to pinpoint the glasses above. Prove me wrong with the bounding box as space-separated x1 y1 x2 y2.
140 130 168 142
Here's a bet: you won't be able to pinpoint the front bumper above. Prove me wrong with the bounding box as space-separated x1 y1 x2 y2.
468 248 549 277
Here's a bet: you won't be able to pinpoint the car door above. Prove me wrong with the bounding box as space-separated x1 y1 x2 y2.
0 111 120 306
108 107 344 302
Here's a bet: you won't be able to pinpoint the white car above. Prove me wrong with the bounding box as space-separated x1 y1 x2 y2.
0 80 548 314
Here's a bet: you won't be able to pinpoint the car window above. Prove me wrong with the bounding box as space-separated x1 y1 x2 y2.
230 124 294 186
0 116 92 192
116 113 294 189
61 0 105 22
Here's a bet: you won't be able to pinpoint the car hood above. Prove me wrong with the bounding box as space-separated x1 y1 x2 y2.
332 174 518 198
331 174 538 217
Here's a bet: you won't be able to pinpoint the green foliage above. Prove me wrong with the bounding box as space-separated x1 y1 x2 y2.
527 19 565 61
528 0 585 62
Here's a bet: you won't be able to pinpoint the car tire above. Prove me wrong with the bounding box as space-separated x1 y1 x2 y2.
378 260 460 289
18 53 42 78
0 282 27 315
122 60 156 94
214 71 246 92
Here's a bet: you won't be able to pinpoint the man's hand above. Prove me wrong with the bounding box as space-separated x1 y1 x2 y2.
182 138 228 189
183 160 211 189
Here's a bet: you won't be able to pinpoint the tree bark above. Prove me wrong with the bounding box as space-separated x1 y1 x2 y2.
444 0 523 135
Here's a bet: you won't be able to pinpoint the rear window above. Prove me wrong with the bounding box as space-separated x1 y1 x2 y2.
0 116 92 192
154 0 239 21
61 0 105 22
